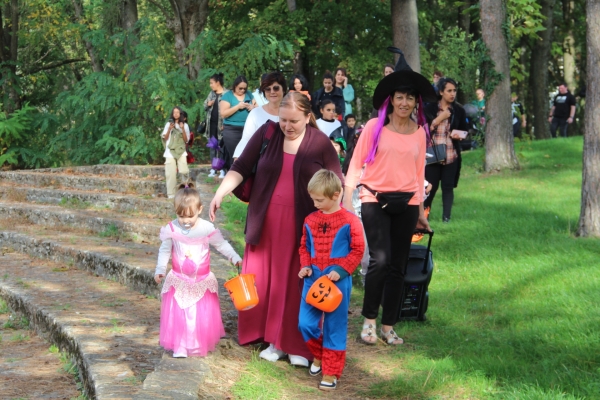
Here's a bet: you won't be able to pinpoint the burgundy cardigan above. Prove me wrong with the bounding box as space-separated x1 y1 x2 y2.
230 121 344 246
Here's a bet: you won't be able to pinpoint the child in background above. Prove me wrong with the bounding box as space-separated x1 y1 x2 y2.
298 170 365 390
155 183 242 358
344 114 356 143
329 131 347 166
316 99 342 136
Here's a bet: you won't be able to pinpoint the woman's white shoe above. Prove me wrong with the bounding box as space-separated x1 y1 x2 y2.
259 343 286 362
288 354 309 367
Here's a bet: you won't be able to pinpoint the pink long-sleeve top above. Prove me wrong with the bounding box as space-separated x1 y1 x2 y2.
345 119 426 205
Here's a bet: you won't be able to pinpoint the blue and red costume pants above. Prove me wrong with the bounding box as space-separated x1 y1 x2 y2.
298 265 352 379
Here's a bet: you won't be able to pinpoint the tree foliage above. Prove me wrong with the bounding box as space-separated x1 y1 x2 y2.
0 0 590 169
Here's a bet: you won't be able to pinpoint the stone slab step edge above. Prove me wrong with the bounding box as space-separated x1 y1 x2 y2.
0 171 166 195
0 231 237 297
0 185 173 218
0 231 160 297
1 282 99 399
1 281 223 400
32 164 211 179
0 202 164 245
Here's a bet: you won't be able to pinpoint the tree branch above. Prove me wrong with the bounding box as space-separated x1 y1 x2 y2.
147 0 171 20
21 58 87 75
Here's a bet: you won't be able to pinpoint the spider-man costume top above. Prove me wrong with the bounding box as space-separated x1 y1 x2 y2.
299 208 365 277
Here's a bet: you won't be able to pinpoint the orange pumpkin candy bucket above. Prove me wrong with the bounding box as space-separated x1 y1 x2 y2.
306 276 343 312
224 269 259 311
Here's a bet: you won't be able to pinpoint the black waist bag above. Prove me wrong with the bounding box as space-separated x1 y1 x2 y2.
359 184 415 214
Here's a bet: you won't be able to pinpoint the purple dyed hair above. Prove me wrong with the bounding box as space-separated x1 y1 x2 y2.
365 93 430 164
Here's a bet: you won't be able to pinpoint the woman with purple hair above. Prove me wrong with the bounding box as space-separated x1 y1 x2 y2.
342 48 434 346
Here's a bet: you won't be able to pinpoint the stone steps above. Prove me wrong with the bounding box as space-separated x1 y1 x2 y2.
0 171 166 195
0 201 167 245
0 183 174 218
0 250 214 399
0 228 235 299
0 164 238 399
33 164 210 180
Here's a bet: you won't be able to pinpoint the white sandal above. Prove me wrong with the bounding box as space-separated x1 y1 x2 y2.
360 323 378 345
380 328 404 345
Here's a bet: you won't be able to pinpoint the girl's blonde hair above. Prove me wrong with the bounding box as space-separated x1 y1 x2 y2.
307 169 341 199
280 92 318 129
174 182 202 217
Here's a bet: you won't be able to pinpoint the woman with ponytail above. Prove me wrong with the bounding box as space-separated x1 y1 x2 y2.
209 92 342 368
423 77 469 223
342 48 434 346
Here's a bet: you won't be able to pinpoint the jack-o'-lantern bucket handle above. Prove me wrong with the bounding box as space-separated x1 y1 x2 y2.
305 275 343 313
224 266 259 311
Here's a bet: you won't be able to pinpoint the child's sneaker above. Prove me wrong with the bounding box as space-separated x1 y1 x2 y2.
208 169 216 178
218 170 225 179
319 375 337 390
172 349 187 358
309 359 322 376
259 343 286 362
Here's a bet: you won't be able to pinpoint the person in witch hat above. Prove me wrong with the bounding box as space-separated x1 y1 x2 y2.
342 47 432 346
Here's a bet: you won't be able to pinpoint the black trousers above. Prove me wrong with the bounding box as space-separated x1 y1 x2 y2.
424 161 458 220
512 122 522 138
361 203 419 326
550 117 569 138
222 124 244 169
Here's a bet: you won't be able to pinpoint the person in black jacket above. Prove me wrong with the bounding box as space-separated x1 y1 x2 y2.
424 77 468 223
311 71 345 119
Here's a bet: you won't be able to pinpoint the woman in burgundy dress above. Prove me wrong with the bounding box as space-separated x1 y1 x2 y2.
209 92 343 367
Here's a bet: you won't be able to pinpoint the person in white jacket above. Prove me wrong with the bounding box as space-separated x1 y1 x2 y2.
233 72 287 159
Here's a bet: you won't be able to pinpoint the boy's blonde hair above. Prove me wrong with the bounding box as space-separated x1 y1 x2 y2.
174 182 202 217
307 169 342 199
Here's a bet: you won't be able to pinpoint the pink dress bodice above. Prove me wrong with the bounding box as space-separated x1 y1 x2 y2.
161 222 219 309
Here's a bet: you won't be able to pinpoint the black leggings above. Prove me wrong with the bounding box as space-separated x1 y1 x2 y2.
361 203 419 326
424 161 458 220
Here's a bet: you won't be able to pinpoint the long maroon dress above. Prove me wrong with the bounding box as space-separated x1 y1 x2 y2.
237 152 311 359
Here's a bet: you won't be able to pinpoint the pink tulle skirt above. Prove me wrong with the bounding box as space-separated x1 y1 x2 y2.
159 286 225 356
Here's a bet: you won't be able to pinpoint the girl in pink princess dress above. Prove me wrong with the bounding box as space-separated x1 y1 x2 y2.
154 183 242 357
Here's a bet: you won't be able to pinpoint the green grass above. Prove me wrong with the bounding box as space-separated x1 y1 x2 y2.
98 223 120 238
219 137 600 399
219 194 248 256
59 197 91 209
0 298 9 314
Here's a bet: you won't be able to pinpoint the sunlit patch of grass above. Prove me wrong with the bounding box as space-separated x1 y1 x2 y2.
220 137 600 399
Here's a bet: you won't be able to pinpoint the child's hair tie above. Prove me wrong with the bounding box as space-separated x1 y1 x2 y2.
185 184 189 188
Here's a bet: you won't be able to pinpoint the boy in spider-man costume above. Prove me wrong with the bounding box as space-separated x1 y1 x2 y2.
298 169 365 391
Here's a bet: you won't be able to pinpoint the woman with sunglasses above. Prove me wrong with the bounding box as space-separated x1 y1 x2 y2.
233 72 287 158
220 75 256 170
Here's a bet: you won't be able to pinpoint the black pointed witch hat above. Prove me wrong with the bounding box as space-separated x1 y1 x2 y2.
372 47 437 109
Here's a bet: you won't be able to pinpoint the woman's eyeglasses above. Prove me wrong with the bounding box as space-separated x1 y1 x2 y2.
238 86 248 92
264 86 281 93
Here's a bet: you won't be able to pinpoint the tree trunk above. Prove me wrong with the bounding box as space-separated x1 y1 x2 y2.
531 0 555 139
72 0 104 73
0 0 21 114
286 0 303 75
391 0 420 72
577 0 600 237
480 0 519 171
121 0 138 58
286 0 296 12
161 0 209 80
121 0 138 31
458 0 471 35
